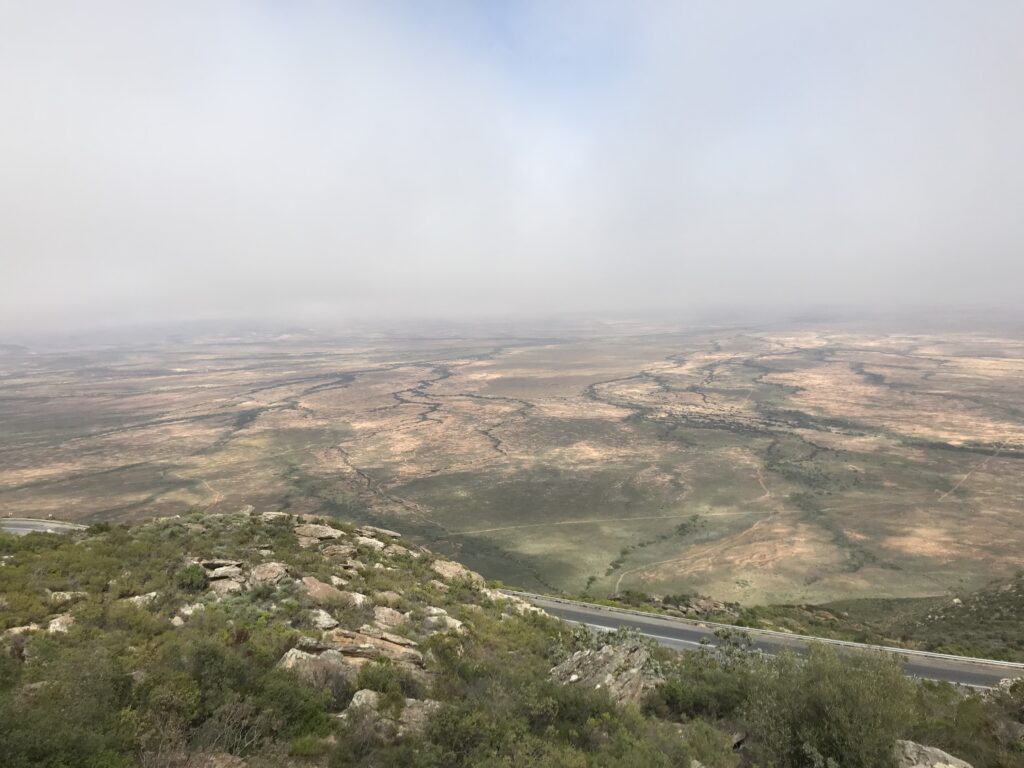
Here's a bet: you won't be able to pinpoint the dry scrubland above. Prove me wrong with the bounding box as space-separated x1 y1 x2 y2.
2 326 1023 605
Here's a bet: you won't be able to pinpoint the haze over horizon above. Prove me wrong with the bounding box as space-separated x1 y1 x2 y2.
2 1 1023 334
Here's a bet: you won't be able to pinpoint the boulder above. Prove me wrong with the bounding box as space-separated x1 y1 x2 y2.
359 525 402 539
122 591 159 607
277 647 358 690
996 676 1023 693
384 544 408 558
208 565 245 581
338 688 440 739
341 590 369 608
47 614 75 634
481 587 545 616
301 576 347 604
311 608 339 630
48 590 87 606
356 626 419 648
325 628 425 667
374 606 405 630
323 543 357 559
200 559 241 569
355 535 386 551
430 559 485 587
210 579 243 598
4 624 40 636
294 523 346 540
894 740 972 768
419 606 464 635
248 561 289 586
550 640 662 706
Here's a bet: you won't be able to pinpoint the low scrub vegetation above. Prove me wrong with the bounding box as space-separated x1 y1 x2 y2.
1 513 1022 767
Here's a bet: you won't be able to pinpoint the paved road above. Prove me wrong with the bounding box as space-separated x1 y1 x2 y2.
513 592 1024 688
0 518 86 536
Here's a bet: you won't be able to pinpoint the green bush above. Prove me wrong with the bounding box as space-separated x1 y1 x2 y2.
175 563 209 592
356 658 424 700
742 644 915 768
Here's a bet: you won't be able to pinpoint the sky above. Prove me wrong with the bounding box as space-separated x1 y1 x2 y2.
1 1 1023 334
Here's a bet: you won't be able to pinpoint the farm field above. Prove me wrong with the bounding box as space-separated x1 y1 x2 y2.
2 323 1023 605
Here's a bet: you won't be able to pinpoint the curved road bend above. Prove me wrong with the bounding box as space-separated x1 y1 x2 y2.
1 518 87 536
513 593 1024 688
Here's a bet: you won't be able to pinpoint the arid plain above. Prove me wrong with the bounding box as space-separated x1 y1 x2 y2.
2 325 1022 605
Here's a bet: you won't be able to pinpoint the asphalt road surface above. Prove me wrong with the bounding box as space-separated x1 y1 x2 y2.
0 518 86 536
513 592 1024 688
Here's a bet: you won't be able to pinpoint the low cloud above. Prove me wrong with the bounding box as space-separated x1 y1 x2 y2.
1 2 1022 333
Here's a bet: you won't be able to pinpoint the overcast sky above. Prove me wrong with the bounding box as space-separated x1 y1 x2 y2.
1 1 1022 334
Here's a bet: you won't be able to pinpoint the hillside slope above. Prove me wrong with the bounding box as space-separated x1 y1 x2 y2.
2 511 1022 767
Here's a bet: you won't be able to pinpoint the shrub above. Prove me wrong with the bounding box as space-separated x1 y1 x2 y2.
742 644 915 768
174 564 209 592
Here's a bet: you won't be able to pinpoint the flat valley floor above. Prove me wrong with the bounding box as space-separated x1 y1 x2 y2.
3 324 1023 605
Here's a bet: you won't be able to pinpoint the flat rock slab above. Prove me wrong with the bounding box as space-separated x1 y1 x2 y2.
208 565 245 580
301 576 347 604
249 561 289 586
294 524 346 540
895 740 972 768
200 559 242 569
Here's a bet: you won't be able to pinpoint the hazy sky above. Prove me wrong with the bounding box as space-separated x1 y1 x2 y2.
2 1 1022 333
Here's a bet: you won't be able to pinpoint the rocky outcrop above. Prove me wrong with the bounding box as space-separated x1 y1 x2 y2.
322 628 424 668
199 558 241 569
323 543 357 559
4 624 40 636
121 591 159 607
894 740 972 768
47 590 87 606
208 565 244 580
481 587 544 616
550 640 662 705
373 606 405 630
430 559 485 587
419 606 464 635
310 608 339 630
47 614 75 634
300 576 347 604
338 688 440 738
294 523 346 541
355 535 386 551
341 590 368 608
277 646 357 691
248 561 289 586
209 579 242 597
